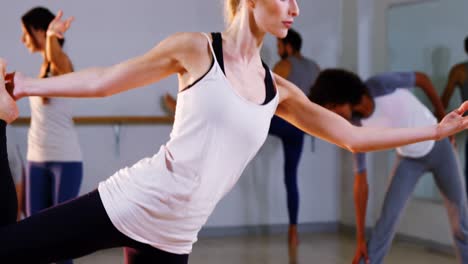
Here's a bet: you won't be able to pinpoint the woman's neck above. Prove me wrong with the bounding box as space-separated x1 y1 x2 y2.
223 11 265 64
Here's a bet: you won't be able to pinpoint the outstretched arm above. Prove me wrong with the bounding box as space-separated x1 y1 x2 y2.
274 74 468 153
11 32 208 99
415 72 446 121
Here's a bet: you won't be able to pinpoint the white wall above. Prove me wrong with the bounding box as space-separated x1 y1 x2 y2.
2 0 343 228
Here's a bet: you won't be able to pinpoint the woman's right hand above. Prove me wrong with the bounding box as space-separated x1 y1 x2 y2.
47 10 74 39
9 72 29 100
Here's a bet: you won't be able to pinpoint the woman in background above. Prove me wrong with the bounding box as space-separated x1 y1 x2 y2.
20 7 82 264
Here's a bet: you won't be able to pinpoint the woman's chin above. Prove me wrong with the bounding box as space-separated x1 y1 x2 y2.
271 28 289 39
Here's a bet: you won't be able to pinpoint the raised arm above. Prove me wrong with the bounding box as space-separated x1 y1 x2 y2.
441 64 465 109
273 74 468 153
414 72 446 121
12 32 208 99
45 10 74 75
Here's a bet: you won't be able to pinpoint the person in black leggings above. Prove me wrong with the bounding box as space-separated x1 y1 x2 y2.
0 59 19 226
0 120 17 227
0 61 188 264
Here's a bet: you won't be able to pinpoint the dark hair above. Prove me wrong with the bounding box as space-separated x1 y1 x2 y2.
465 36 468 54
308 69 369 107
281 29 302 52
22 7 65 47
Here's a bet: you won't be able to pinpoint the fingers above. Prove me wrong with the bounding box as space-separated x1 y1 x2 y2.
462 116 468 127
0 58 7 76
55 10 63 21
55 32 65 39
65 16 75 29
456 101 468 115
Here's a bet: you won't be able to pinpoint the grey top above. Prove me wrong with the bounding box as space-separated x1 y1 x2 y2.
287 56 320 95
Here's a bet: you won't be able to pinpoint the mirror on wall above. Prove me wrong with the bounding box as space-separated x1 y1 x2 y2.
387 0 468 201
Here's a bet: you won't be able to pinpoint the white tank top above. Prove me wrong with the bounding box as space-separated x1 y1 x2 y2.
27 97 82 162
98 33 279 254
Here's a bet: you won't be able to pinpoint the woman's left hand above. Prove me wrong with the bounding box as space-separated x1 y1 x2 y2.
436 101 468 140
47 10 74 39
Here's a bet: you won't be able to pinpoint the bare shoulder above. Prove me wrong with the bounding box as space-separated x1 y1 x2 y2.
273 73 303 103
165 32 210 54
448 63 468 81
274 59 292 69
450 63 467 74
163 32 212 66
273 59 292 78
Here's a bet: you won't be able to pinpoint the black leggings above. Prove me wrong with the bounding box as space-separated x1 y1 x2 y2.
0 122 188 263
0 120 17 226
268 116 303 225
0 190 189 264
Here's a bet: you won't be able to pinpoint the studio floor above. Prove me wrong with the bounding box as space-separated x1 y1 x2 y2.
76 232 456 264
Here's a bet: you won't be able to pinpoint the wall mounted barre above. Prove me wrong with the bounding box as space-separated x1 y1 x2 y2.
11 115 175 157
11 116 175 126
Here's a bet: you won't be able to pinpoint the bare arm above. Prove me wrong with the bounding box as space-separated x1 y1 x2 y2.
354 171 368 243
44 10 74 75
414 72 446 121
352 171 369 264
13 32 203 99
45 35 73 75
441 65 464 109
274 74 468 153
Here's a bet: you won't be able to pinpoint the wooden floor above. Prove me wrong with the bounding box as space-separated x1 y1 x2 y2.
75 232 456 264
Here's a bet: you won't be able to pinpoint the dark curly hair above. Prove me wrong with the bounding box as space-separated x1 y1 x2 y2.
308 69 369 107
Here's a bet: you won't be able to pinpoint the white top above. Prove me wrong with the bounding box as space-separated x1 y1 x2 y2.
27 97 82 162
361 88 436 158
98 33 279 254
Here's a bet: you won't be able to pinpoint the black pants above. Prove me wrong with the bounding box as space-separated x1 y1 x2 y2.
0 121 17 226
0 123 189 264
268 116 304 225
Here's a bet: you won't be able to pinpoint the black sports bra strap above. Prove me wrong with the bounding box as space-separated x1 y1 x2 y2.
262 62 276 105
211 32 276 105
211 32 226 74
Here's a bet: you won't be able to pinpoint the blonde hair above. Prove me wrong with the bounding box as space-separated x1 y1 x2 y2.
225 0 241 23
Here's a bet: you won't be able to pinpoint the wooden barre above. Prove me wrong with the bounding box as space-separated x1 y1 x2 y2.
12 116 174 125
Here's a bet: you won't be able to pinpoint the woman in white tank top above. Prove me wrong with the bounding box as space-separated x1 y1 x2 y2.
2 1 468 263
21 7 83 237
